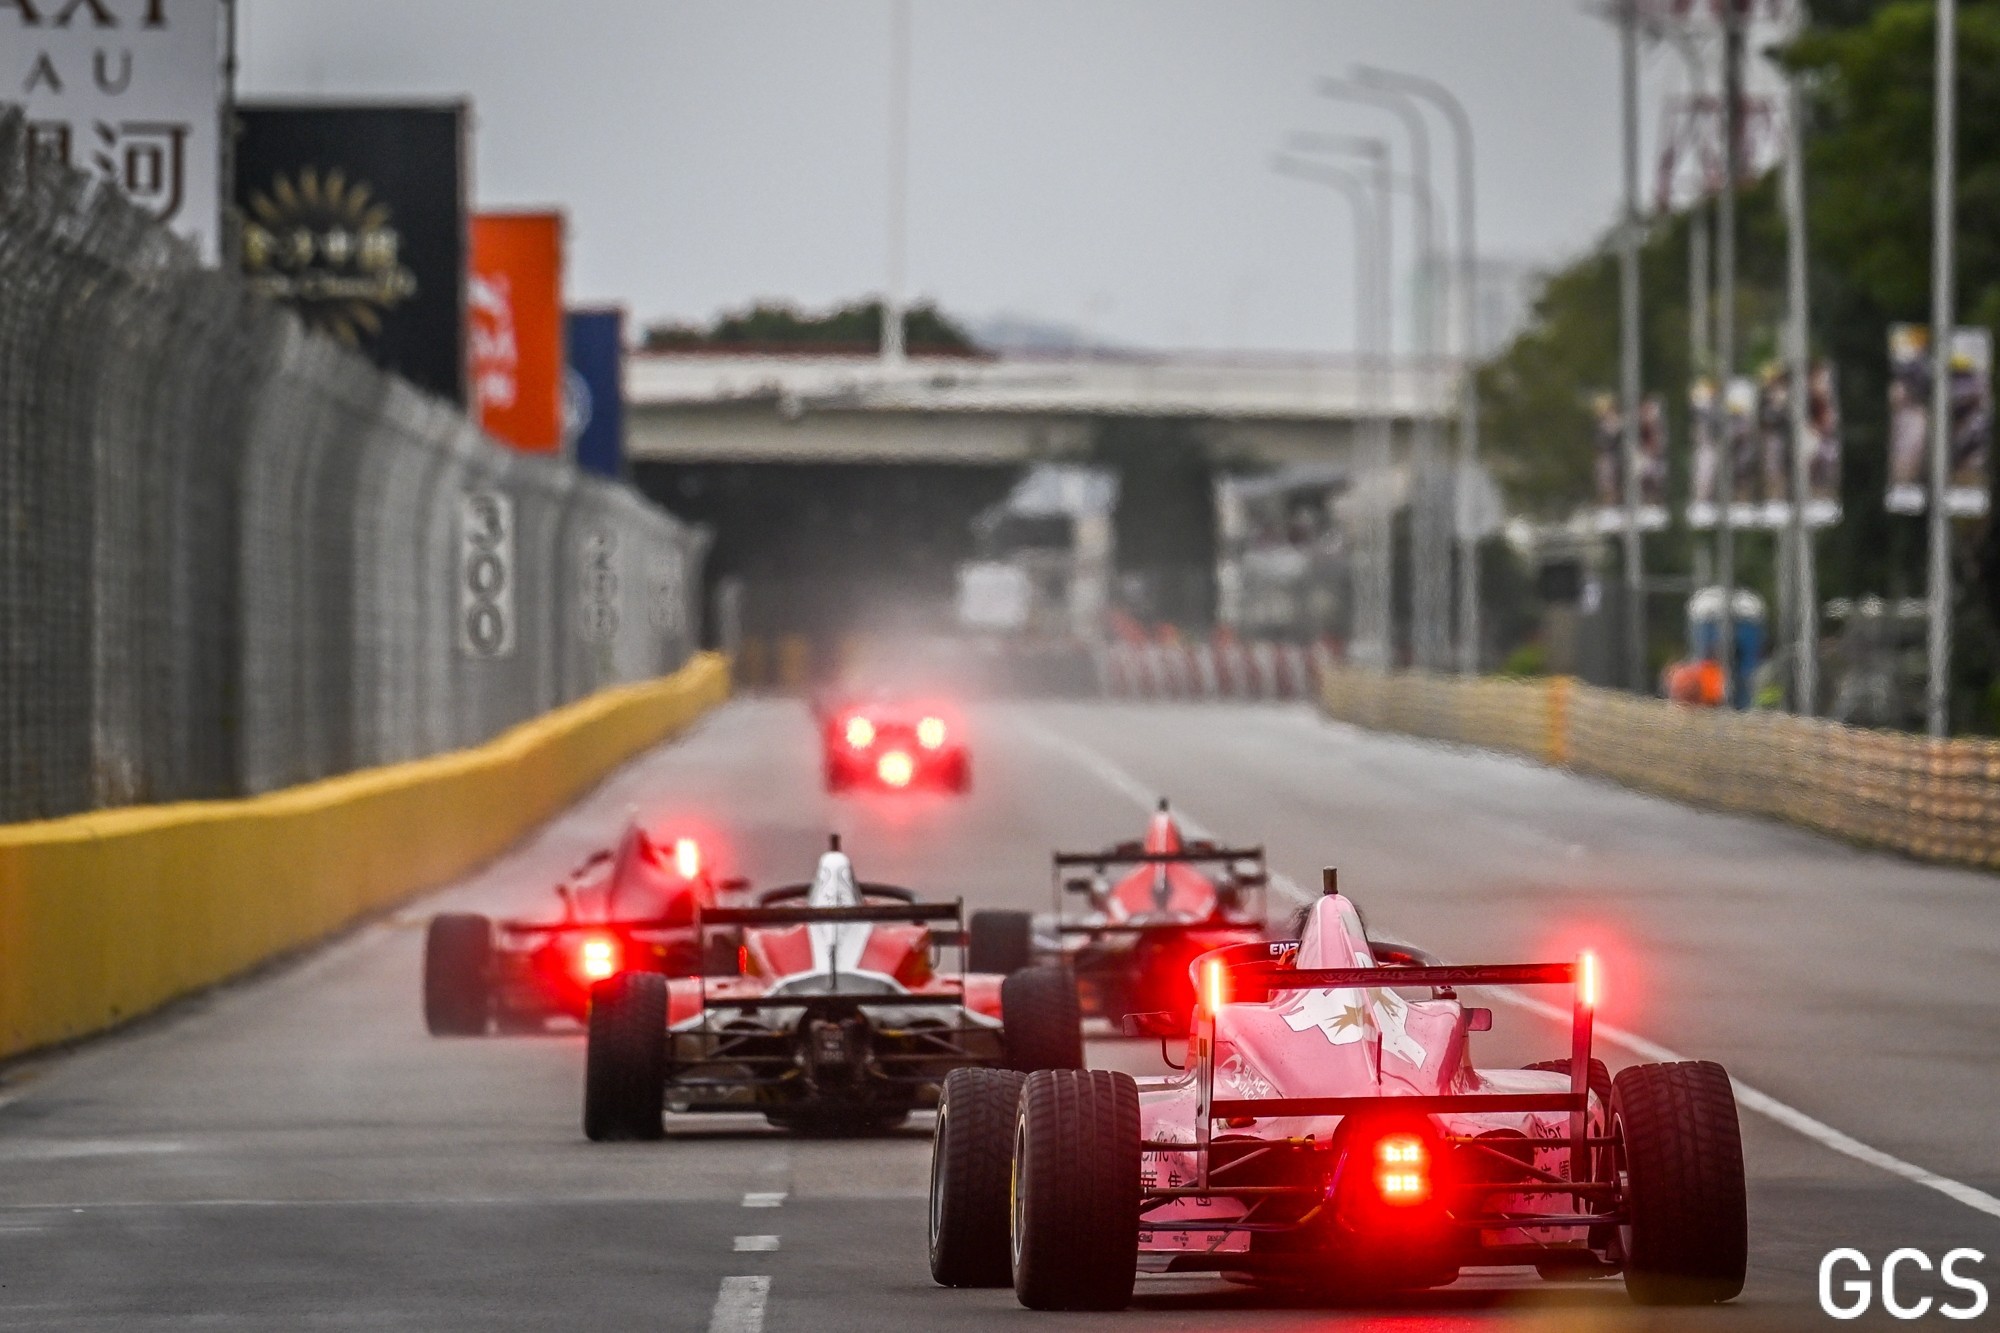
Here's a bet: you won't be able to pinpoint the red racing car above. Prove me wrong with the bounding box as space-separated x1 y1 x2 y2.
929 877 1747 1310
1044 801 1270 1022
820 698 970 794
582 835 1078 1137
422 819 745 1035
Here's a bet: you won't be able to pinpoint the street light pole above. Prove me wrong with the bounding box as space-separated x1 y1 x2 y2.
1926 0 1959 737
1352 66 1482 673
1312 82 1453 671
1781 60 1818 716
1618 0 1647 693
1715 3 1744 698
1274 153 1394 670
881 0 911 366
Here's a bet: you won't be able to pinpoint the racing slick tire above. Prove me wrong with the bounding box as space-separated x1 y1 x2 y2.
968 909 1033 976
422 913 492 1036
583 972 667 1142
928 1068 1027 1287
1612 1060 1747 1305
1000 965 1084 1072
1010 1069 1141 1310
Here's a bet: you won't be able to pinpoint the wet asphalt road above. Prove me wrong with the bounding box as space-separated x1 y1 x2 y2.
3 698 1997 1331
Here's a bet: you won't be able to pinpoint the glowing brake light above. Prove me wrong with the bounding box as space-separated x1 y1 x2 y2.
1200 957 1228 1015
916 716 947 750
1374 1134 1430 1203
877 751 915 788
579 936 619 982
673 836 702 881
1578 950 1599 1011
843 716 876 749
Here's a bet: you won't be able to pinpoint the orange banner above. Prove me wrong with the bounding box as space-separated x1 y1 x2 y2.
470 212 565 452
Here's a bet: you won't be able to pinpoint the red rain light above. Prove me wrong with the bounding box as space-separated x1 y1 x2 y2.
1374 1134 1430 1204
877 751 915 788
1579 950 1599 1010
673 836 701 881
843 716 876 749
916 716 947 750
578 935 619 982
1201 957 1228 1015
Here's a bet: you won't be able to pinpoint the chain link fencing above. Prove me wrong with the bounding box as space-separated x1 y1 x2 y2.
1320 664 2000 871
1 108 706 822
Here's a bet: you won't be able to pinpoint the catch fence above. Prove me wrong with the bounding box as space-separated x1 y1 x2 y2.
0 108 705 822
1320 666 2000 870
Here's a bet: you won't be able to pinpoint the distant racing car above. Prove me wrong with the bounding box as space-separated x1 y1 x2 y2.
1043 801 1270 1022
929 876 1748 1310
582 835 1079 1138
820 697 970 793
422 819 744 1035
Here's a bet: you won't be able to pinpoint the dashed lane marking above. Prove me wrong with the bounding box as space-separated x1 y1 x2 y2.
1025 715 2000 1225
708 1275 771 1333
733 1234 780 1252
740 1192 785 1208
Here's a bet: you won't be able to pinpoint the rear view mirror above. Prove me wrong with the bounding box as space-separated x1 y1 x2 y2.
1119 1010 1181 1038
1466 1007 1493 1032
718 876 751 893
1062 876 1097 896
930 929 968 950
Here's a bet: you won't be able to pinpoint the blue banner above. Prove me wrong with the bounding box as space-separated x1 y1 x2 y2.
564 307 624 478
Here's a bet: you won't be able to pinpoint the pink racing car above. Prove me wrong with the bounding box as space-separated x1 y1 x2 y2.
928 874 1747 1310
1046 800 1270 1023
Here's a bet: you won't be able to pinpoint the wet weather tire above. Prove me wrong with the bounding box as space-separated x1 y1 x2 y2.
1010 1069 1141 1310
929 1068 1027 1287
1613 1060 1747 1305
968 910 1033 976
422 913 491 1035
583 973 667 1142
1000 965 1083 1072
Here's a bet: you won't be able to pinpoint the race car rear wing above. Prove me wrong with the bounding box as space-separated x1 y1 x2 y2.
1186 947 1600 1190
1053 847 1266 869
1050 845 1269 923
699 902 961 927
690 899 972 1014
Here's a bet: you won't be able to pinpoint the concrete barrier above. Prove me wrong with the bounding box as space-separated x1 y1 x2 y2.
0 654 729 1062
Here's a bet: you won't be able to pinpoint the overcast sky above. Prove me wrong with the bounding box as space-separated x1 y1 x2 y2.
237 1 1726 356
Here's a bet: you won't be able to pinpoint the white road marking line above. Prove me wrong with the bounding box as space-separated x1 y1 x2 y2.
1028 717 2000 1225
1490 988 2000 1223
733 1234 780 1252
707 1275 771 1333
740 1191 786 1208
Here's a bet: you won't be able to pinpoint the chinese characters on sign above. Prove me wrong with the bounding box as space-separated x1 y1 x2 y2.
234 104 469 404
9 0 222 261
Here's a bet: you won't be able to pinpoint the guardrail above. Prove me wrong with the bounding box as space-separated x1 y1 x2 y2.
0 654 728 1064
1320 666 2000 870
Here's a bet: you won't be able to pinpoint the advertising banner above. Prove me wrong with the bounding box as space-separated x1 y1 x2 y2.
1687 366 1841 529
564 307 625 478
9 0 223 261
1688 377 1752 529
1888 324 1992 517
235 102 469 405
1588 392 1667 533
470 212 566 453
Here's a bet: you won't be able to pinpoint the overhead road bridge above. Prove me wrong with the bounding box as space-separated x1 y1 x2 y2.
625 350 1459 465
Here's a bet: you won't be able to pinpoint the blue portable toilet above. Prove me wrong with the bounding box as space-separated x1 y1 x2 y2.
1687 586 1766 709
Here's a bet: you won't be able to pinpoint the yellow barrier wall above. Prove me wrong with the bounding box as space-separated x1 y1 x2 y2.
1319 664 2000 872
0 654 729 1061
